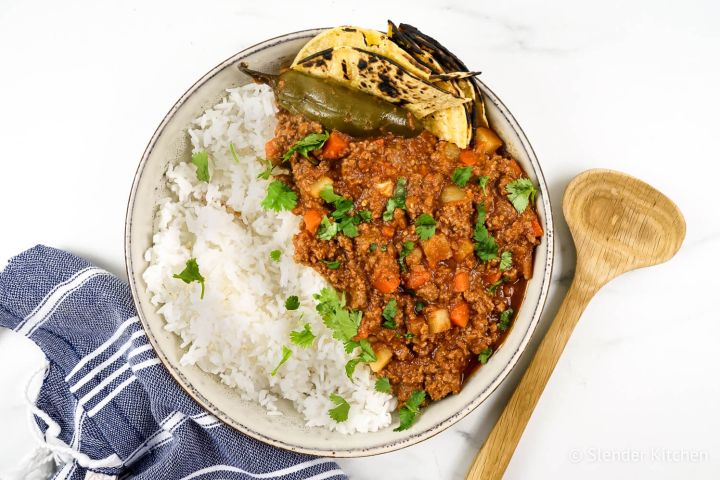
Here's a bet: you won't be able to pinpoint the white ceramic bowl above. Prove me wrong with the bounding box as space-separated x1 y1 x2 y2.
125 29 554 457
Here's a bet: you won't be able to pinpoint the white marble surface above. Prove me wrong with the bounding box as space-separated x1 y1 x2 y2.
1 1 719 478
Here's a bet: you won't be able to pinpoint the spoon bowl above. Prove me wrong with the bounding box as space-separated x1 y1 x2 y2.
564 169 686 286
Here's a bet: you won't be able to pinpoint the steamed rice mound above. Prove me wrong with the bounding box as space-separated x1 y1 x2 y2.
142 83 395 433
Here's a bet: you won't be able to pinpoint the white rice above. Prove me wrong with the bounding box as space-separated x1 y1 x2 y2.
142 83 395 433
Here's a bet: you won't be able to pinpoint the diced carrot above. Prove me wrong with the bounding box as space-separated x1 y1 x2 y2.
406 268 431 289
450 302 470 328
382 225 395 238
452 271 469 292
459 150 478 166
482 270 501 285
265 139 280 160
372 269 401 294
508 159 523 177
530 217 544 237
303 209 324 235
322 131 349 160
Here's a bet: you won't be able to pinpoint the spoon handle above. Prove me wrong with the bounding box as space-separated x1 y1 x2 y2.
466 276 597 480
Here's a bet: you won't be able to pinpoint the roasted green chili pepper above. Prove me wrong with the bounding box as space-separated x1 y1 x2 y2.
239 66 423 138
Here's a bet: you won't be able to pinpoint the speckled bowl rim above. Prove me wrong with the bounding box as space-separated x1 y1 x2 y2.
125 28 555 457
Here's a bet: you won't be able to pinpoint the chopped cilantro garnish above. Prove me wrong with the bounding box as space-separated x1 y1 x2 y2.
173 258 205 299
290 323 315 348
398 241 415 273
317 216 339 240
283 131 329 162
369 243 378 252
380 244 388 252
498 308 514 332
269 250 281 262
394 390 426 431
285 295 300 311
452 167 473 187
473 203 498 261
328 393 350 422
487 278 505 294
270 345 292 376
358 210 372 222
257 158 273 180
191 150 210 182
414 301 424 314
404 332 414 340
505 178 537 213
478 175 489 193
375 377 392 394
229 142 240 163
323 259 342 269
382 299 398 329
319 185 363 239
313 287 362 344
261 181 297 212
478 347 493 365
500 251 512 271
382 178 408 221
345 358 362 379
414 213 436 241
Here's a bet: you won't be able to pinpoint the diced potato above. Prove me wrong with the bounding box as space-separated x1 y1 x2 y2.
475 127 503 155
422 234 452 267
453 238 475 261
309 176 333 198
428 308 451 334
443 142 460 160
441 185 466 203
406 246 423 265
369 344 393 372
375 180 394 197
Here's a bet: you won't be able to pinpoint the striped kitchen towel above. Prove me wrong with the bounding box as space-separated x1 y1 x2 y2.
0 245 346 480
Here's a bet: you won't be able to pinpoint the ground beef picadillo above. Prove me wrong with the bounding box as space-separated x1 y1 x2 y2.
265 111 543 404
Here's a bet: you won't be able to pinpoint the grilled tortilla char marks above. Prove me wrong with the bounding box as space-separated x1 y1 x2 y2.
268 111 542 403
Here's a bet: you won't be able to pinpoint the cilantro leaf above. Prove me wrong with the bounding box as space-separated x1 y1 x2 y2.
285 295 300 311
323 259 342 269
270 250 281 262
328 393 350 422
317 216 339 241
478 175 489 193
487 278 505 294
283 132 329 162
398 241 415 273
473 203 498 261
414 301 424 314
500 251 512 271
375 377 392 394
357 339 376 362
229 142 240 163
313 287 362 343
415 213 436 241
345 358 362 379
404 332 414 340
452 167 473 187
270 345 292 376
382 299 398 329
257 158 273 180
369 243 378 252
505 178 537 213
191 150 210 182
357 210 372 222
478 347 493 364
290 323 316 348
261 181 297 212
498 308 514 332
173 258 205 299
394 390 426 431
382 178 407 221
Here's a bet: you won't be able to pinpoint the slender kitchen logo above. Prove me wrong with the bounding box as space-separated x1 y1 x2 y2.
568 448 708 464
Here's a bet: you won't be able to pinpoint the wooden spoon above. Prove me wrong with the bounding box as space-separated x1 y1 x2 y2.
466 169 685 479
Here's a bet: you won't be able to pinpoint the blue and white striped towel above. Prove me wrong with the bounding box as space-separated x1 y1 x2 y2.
0 246 346 480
